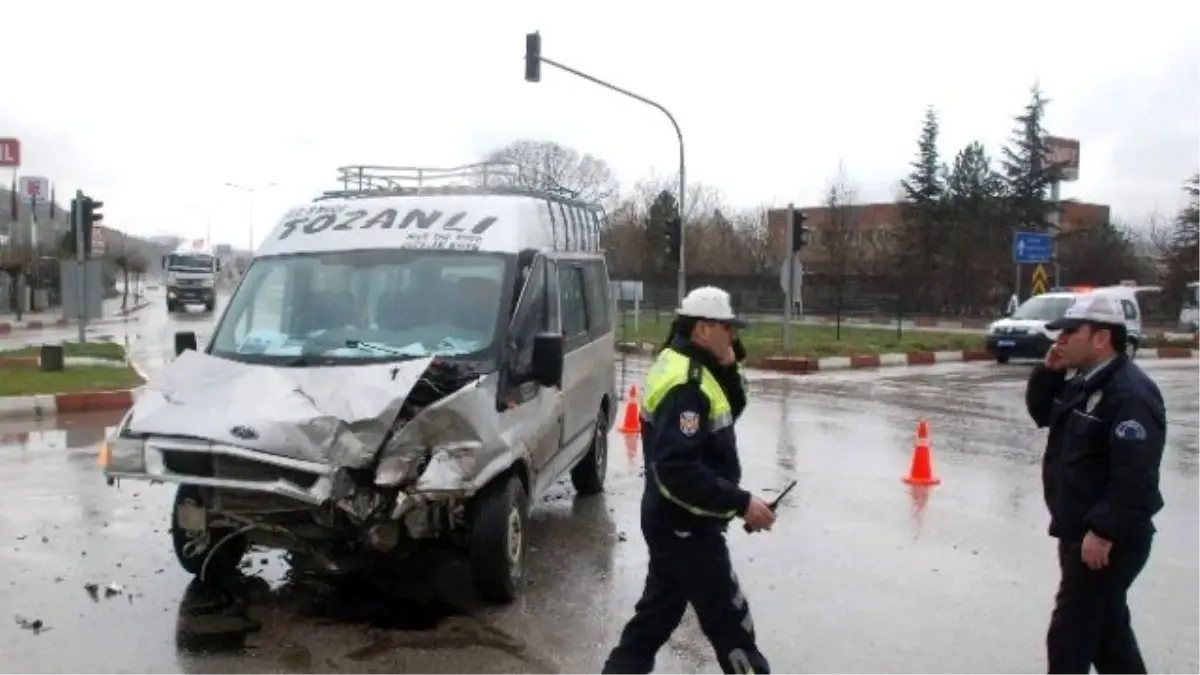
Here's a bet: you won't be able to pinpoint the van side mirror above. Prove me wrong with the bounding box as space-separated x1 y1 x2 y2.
161 255 167 270
174 331 197 357
529 332 564 388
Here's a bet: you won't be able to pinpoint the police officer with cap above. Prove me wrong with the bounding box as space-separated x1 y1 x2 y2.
602 286 775 675
1025 292 1166 674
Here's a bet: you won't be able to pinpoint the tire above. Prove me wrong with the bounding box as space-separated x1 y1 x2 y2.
468 475 528 604
171 485 247 579
995 355 1010 364
166 300 176 313
204 301 215 313
570 408 609 496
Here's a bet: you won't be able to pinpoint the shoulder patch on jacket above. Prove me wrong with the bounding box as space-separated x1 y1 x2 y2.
1114 419 1147 441
679 410 701 437
687 360 704 384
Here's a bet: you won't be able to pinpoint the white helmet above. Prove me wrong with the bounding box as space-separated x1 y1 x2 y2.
676 286 747 327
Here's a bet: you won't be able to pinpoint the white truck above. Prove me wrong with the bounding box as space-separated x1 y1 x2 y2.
162 242 221 313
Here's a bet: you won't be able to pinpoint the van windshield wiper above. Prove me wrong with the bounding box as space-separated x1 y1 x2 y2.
345 340 424 359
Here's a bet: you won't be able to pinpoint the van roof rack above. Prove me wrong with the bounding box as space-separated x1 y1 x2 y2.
314 161 601 210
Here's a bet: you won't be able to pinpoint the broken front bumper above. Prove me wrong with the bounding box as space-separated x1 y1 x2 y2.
103 434 336 506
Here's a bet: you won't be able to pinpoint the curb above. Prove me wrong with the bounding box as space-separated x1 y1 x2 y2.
0 297 152 334
615 342 1198 374
0 318 71 335
0 389 138 420
116 299 152 317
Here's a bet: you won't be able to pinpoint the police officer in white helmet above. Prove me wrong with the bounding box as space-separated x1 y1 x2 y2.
1027 292 1167 673
602 286 774 674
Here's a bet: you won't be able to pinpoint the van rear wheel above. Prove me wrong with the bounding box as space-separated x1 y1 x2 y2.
570 408 608 496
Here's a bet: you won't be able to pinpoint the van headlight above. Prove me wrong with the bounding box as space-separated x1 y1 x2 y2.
100 434 147 473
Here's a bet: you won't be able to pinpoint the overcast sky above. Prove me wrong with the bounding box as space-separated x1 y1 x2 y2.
3 0 1197 248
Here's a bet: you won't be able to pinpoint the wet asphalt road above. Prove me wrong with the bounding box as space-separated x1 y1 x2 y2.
1 294 1197 673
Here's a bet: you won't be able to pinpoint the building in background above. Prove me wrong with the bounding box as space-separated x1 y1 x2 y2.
766 200 1111 276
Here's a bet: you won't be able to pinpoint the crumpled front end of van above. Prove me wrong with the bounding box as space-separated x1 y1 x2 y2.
102 349 520 553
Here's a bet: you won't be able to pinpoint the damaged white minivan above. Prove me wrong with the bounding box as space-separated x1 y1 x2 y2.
101 164 617 603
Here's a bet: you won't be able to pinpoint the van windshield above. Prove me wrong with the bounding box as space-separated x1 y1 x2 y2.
209 249 512 364
1011 295 1076 321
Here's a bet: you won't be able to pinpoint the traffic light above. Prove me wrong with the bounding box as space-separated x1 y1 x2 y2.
82 196 103 256
525 32 541 83
69 194 103 256
665 215 681 264
790 208 810 253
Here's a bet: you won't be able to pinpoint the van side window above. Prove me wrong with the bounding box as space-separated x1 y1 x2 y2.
583 261 611 336
1120 299 1139 320
558 265 588 346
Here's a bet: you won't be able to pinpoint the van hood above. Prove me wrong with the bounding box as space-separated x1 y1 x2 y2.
123 349 443 468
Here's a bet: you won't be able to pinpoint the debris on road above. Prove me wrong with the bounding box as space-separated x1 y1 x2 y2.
15 615 48 634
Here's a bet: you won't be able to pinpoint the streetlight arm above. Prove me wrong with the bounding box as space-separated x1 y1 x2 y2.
539 56 687 302
541 57 684 162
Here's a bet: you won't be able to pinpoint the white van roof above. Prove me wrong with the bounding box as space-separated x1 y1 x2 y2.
255 163 606 259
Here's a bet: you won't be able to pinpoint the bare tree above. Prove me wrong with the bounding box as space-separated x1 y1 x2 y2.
821 163 861 279
482 139 620 208
736 205 782 275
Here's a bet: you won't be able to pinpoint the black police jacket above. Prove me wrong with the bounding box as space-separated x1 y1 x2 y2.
1025 355 1166 543
640 337 751 532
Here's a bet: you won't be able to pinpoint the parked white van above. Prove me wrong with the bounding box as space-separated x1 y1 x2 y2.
985 284 1160 363
101 163 617 603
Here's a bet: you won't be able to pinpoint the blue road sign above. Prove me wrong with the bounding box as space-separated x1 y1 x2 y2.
1013 231 1053 264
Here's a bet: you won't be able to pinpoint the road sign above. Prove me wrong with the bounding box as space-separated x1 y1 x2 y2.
18 175 49 202
0 138 19 167
1031 264 1050 295
1013 231 1053 264
93 226 107 255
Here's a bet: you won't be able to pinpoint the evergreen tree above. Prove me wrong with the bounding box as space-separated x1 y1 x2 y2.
901 107 946 207
1165 173 1200 308
896 106 948 311
1000 83 1059 231
643 190 679 274
945 141 1005 311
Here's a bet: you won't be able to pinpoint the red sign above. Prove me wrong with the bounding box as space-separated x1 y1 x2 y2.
0 138 19 168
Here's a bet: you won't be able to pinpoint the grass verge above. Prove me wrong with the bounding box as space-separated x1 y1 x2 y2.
618 315 983 359
0 366 144 397
0 341 142 397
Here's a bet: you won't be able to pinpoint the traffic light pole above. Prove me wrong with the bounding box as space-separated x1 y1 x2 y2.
73 189 87 343
534 55 687 305
783 204 795 353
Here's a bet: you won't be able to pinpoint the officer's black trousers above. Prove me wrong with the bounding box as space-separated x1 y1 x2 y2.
1046 534 1152 674
602 524 769 674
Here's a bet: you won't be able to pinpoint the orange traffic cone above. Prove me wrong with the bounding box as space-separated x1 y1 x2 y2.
618 385 642 434
902 419 941 486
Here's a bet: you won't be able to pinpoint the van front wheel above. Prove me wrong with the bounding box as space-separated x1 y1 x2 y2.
171 485 247 579
469 475 528 604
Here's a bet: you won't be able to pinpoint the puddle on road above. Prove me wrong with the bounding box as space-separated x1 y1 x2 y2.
172 552 548 670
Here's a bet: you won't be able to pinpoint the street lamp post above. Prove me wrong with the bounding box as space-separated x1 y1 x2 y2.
224 182 277 252
524 32 688 305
